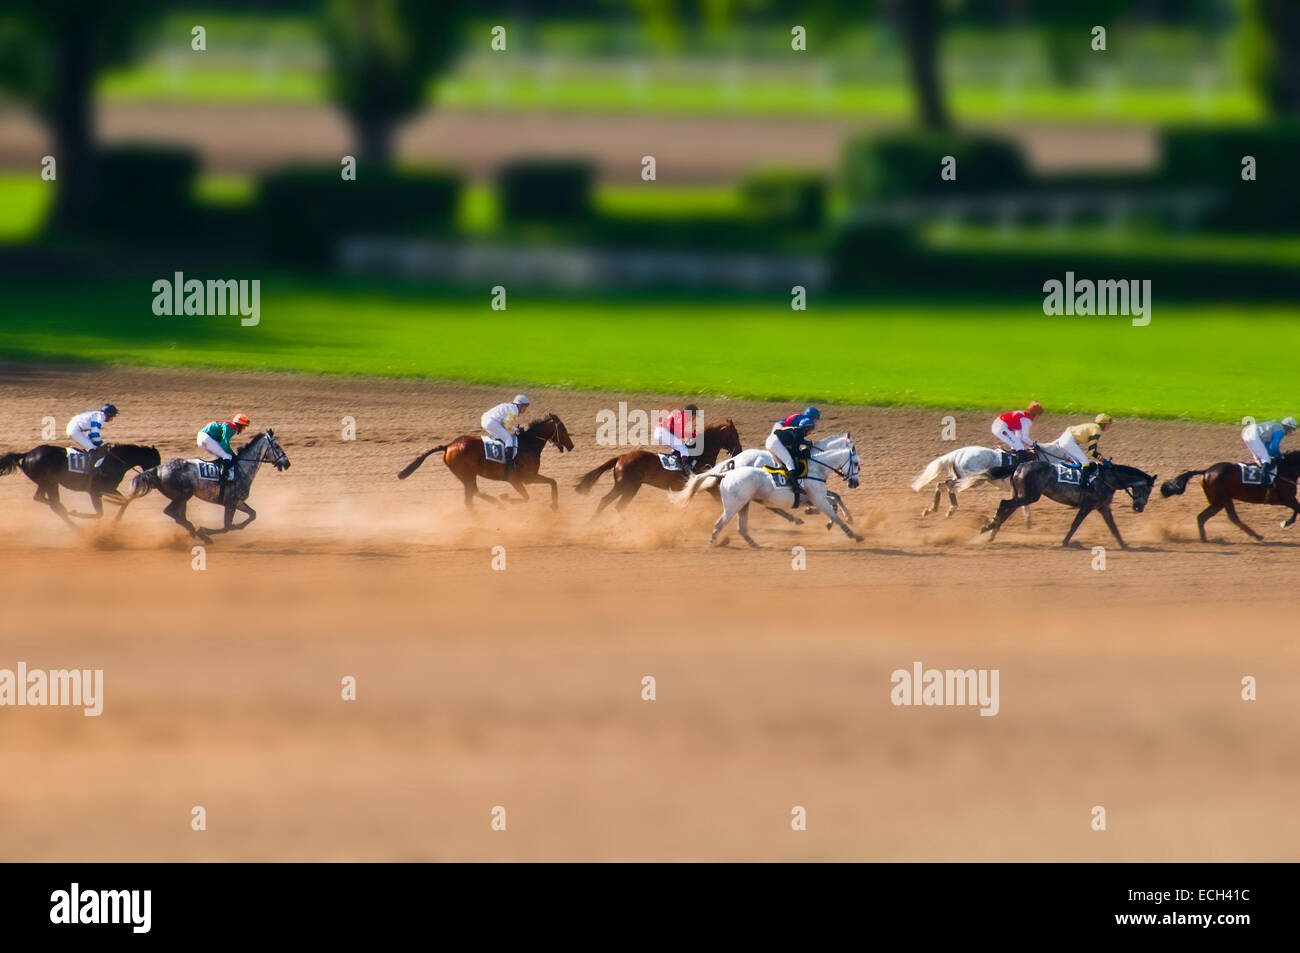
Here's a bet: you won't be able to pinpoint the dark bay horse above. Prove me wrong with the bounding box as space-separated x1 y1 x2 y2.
1160 451 1300 541
397 413 574 509
574 419 742 514
118 429 290 541
981 460 1157 548
0 443 161 526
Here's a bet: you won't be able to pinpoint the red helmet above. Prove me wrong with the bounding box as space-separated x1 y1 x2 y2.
232 413 250 428
1027 401 1043 416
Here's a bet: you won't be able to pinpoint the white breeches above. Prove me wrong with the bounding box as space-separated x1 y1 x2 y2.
67 426 97 452
653 425 689 457
1058 434 1091 467
1242 426 1271 464
197 432 233 460
991 421 1028 451
482 418 517 449
765 433 795 470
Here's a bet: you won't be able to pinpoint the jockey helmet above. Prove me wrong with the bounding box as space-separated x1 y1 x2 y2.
514 394 531 407
101 403 118 418
804 406 821 420
232 413 250 428
1283 416 1298 431
1027 400 1043 416
1094 413 1113 427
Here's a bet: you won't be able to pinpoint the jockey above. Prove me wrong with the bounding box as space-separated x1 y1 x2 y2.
653 404 699 473
1059 413 1112 482
992 400 1042 455
197 413 250 486
482 395 530 471
66 403 118 468
766 406 820 502
1243 417 1297 477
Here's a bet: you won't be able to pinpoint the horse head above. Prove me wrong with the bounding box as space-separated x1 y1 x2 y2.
529 414 573 453
242 428 291 471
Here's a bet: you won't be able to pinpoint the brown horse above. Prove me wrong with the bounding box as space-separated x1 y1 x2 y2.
397 413 574 509
1160 451 1300 541
574 419 742 514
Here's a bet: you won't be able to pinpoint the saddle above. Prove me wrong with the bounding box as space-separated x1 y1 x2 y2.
762 459 808 483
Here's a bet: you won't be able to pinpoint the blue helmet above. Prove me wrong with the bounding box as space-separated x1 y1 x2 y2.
804 406 821 420
101 403 118 418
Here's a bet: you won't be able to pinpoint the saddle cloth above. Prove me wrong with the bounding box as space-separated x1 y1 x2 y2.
1238 463 1270 486
1054 463 1083 485
999 451 1018 471
196 460 222 481
762 460 807 487
481 436 508 463
66 448 90 473
658 453 683 471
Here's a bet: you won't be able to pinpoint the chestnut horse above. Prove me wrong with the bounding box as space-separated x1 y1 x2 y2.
574 419 742 514
1160 451 1300 541
397 413 574 509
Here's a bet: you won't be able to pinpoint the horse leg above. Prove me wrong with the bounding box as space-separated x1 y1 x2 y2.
72 491 106 519
614 481 641 511
981 497 1023 539
43 485 79 530
523 473 559 510
1223 499 1263 541
1096 504 1127 550
737 503 760 549
815 491 862 542
922 484 940 518
164 498 208 541
1061 505 1094 547
944 480 958 518
1023 504 1032 527
233 501 257 530
709 502 740 547
1196 502 1223 542
764 505 804 525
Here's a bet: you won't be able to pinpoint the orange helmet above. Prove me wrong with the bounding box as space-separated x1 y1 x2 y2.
1027 400 1043 416
232 413 250 428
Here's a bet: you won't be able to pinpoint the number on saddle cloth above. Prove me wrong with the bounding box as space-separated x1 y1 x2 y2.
197 460 222 481
66 448 90 474
1238 463 1269 486
1054 463 1083 485
481 436 508 463
658 453 683 471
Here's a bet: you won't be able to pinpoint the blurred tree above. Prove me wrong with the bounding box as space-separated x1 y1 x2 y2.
1024 0 1127 87
0 1 163 232
321 0 470 166
1237 0 1300 114
896 0 949 128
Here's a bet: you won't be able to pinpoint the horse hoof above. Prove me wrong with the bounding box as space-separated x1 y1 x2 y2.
854 535 864 543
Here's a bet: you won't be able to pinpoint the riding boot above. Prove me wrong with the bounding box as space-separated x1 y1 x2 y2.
788 470 802 508
505 448 516 474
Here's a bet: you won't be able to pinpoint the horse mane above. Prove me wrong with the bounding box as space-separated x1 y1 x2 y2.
234 431 265 456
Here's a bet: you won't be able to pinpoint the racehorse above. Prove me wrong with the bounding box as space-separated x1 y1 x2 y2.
672 433 862 547
117 429 291 541
0 443 161 527
1160 450 1300 541
397 413 574 509
912 445 1032 523
691 446 855 529
981 459 1157 549
574 419 743 513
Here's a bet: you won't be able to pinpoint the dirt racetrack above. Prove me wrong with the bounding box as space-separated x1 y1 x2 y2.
1 363 1297 861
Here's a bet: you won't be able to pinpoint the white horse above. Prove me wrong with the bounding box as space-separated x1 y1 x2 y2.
672 433 862 547
911 444 1030 524
693 441 854 527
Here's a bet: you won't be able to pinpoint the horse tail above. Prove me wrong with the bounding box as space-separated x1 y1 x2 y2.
574 457 618 494
952 472 989 493
910 451 953 491
129 468 160 498
670 472 720 506
397 445 447 480
0 452 23 477
1161 469 1206 498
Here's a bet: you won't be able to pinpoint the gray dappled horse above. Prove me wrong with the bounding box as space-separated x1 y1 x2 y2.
118 429 290 541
